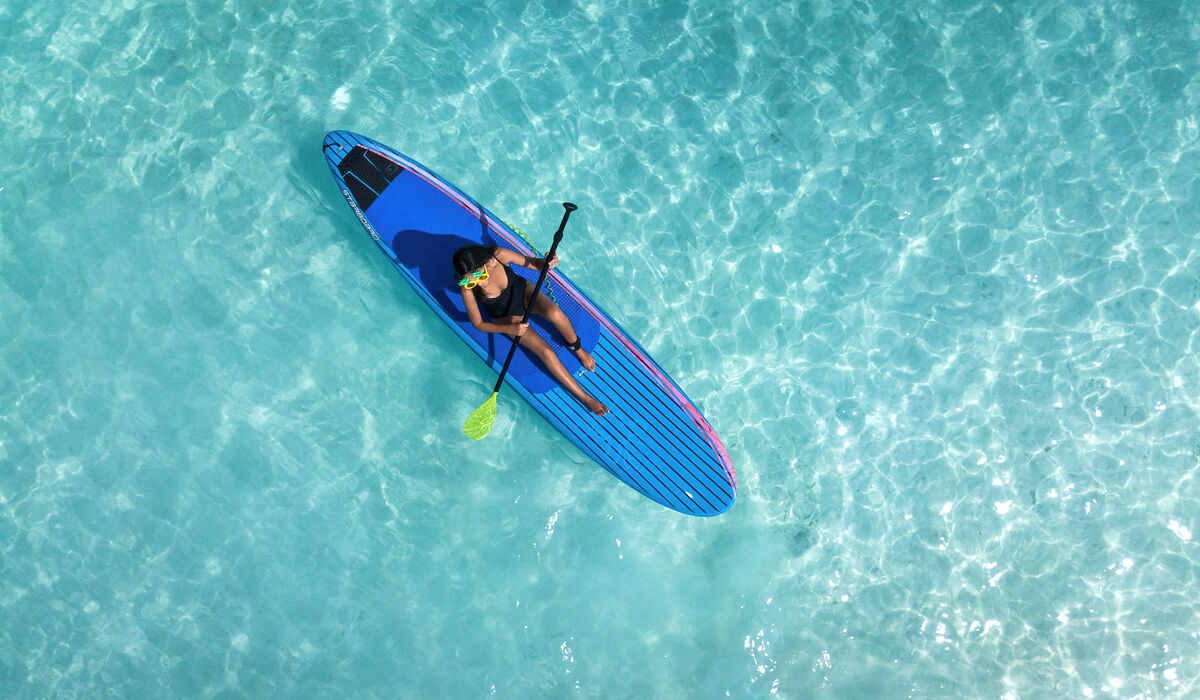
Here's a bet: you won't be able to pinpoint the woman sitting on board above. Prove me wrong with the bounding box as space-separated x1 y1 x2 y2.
453 245 609 416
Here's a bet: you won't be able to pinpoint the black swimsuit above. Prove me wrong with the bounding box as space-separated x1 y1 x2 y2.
477 263 529 318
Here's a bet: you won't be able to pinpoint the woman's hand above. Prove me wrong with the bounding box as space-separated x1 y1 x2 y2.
511 321 529 337
543 253 558 270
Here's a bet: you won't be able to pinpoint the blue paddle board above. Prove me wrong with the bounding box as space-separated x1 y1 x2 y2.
322 131 736 516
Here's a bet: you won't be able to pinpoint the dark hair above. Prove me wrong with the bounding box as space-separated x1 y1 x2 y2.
452 245 494 278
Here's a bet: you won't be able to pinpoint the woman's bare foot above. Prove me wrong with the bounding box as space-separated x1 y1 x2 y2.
583 395 609 415
573 346 597 371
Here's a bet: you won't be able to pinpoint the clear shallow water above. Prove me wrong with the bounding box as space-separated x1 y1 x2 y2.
2 0 1199 696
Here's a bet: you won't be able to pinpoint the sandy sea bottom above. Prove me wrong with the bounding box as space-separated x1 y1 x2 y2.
2 0 1200 697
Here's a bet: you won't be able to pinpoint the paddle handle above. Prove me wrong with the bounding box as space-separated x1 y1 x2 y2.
489 202 577 394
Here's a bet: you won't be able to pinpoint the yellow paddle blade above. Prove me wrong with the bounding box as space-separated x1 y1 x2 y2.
463 392 499 440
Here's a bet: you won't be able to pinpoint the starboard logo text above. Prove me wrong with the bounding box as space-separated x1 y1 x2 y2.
342 188 382 244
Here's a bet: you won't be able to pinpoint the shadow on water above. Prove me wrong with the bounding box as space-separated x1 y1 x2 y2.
789 525 814 557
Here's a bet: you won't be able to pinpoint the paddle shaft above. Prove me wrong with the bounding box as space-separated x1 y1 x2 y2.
489 202 577 394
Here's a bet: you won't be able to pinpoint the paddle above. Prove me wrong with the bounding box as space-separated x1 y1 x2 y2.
463 202 578 439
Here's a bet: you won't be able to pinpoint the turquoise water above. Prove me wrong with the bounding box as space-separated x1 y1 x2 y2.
3 0 1199 696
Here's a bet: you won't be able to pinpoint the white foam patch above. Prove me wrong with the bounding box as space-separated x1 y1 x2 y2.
330 85 351 111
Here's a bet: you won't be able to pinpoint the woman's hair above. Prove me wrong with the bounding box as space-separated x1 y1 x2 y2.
452 245 494 278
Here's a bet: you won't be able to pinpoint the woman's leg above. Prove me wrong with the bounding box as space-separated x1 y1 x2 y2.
501 318 608 415
524 289 597 371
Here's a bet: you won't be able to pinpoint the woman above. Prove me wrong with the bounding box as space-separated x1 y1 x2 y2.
453 245 609 416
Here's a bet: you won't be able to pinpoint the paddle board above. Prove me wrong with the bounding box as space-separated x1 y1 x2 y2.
322 131 736 516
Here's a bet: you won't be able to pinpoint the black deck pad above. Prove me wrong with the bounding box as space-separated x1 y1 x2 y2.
337 145 404 210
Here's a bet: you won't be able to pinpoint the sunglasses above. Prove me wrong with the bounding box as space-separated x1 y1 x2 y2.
457 265 490 289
